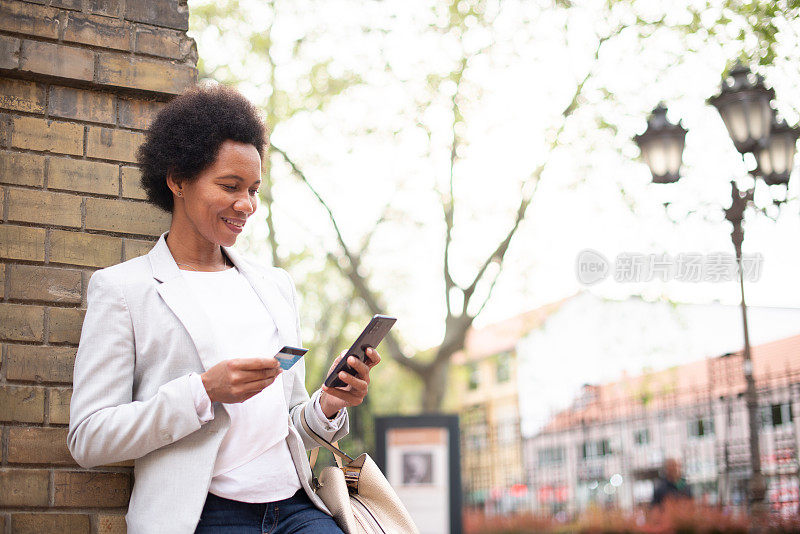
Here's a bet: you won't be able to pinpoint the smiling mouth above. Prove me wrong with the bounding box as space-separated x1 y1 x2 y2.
221 217 245 228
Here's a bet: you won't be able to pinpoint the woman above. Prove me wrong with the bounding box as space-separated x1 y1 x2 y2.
68 85 379 533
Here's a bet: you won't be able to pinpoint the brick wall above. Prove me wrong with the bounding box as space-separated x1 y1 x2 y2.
0 1 197 531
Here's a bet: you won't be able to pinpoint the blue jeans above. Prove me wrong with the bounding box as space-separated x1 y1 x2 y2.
195 490 345 533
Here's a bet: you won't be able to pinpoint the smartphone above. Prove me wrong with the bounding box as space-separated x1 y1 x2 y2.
276 346 308 371
324 315 397 388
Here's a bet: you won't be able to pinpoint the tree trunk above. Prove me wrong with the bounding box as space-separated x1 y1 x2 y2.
420 345 462 412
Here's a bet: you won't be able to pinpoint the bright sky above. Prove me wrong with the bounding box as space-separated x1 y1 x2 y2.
188 0 800 352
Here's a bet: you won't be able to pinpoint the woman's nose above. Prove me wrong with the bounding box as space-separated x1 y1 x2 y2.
233 194 256 215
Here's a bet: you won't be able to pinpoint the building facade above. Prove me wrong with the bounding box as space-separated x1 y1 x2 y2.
524 335 800 516
451 300 569 514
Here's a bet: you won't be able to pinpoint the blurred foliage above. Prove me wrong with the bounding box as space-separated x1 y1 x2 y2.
464 499 800 533
189 0 800 444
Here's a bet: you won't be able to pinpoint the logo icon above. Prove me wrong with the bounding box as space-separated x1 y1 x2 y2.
576 249 609 285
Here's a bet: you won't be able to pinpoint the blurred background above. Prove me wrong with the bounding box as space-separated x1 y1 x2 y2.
187 0 800 530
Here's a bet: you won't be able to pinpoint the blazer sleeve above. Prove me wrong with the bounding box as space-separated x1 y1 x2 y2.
67 271 202 469
277 268 350 450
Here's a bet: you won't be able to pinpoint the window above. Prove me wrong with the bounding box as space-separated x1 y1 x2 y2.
467 363 480 390
581 439 611 459
462 409 487 450
496 352 511 383
539 447 565 467
761 403 793 427
634 428 650 445
497 417 518 445
688 417 714 438
467 424 488 450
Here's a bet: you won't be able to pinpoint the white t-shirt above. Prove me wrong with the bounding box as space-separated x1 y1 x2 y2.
179 266 338 503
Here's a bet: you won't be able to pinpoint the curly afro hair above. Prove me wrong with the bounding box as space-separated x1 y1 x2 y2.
137 84 267 213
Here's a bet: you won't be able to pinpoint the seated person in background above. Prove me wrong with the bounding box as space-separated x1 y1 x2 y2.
652 458 693 507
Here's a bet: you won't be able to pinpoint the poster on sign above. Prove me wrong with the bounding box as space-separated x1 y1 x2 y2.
375 415 461 534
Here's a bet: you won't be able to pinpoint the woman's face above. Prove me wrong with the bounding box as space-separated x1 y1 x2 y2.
174 140 261 247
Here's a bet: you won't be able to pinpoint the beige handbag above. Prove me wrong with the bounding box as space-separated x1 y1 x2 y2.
302 406 420 534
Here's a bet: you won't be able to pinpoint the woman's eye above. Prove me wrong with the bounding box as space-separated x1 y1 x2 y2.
249 189 259 196
222 185 237 191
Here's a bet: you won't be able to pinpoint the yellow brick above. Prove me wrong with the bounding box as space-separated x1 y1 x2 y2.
10 116 84 156
7 427 75 465
0 303 45 342
53 470 130 508
49 229 122 268
48 387 72 424
0 151 46 187
125 1 188 31
0 264 4 299
0 2 60 40
135 25 185 60
0 469 49 507
95 53 195 95
19 40 95 82
0 79 45 113
117 98 163 130
0 386 46 423
7 188 83 228
120 165 146 199
48 156 119 196
48 86 116 125
96 514 127 534
86 126 144 163
63 12 132 51
11 513 90 534
0 224 46 261
52 0 83 9
49 307 85 344
123 237 156 260
0 36 20 69
8 264 82 304
86 197 169 236
89 0 124 17
5 344 77 383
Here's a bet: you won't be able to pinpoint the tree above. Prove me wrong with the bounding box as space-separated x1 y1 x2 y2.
192 0 800 413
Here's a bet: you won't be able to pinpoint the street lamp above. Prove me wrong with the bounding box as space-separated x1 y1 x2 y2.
755 118 800 186
634 63 799 511
633 103 687 184
707 62 775 155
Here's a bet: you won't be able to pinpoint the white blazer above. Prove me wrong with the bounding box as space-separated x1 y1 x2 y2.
68 233 349 533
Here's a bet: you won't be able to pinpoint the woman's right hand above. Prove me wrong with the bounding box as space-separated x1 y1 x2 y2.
200 357 282 404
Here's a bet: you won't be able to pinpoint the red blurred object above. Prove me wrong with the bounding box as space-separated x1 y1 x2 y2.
510 484 528 498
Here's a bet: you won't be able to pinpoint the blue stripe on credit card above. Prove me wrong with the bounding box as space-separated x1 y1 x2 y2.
276 346 307 370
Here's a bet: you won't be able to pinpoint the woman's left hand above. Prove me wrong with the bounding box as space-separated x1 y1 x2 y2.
319 347 381 418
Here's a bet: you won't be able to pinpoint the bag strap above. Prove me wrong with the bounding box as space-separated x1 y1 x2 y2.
309 445 343 469
301 403 353 468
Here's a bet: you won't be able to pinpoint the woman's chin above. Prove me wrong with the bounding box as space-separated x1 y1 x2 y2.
203 230 238 248
220 235 238 247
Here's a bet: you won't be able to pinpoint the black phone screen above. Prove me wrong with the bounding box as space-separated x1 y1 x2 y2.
323 315 396 388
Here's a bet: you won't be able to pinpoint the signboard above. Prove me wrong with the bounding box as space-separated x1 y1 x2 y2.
375 415 461 534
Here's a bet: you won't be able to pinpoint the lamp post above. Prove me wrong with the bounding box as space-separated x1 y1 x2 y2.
633 62 799 510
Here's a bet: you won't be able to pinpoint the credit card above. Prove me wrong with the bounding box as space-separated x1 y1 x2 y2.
276 346 308 370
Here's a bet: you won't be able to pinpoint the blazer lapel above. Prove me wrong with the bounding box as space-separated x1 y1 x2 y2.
148 233 218 371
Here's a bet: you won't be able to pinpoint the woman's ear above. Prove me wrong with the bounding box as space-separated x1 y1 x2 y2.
166 169 183 198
